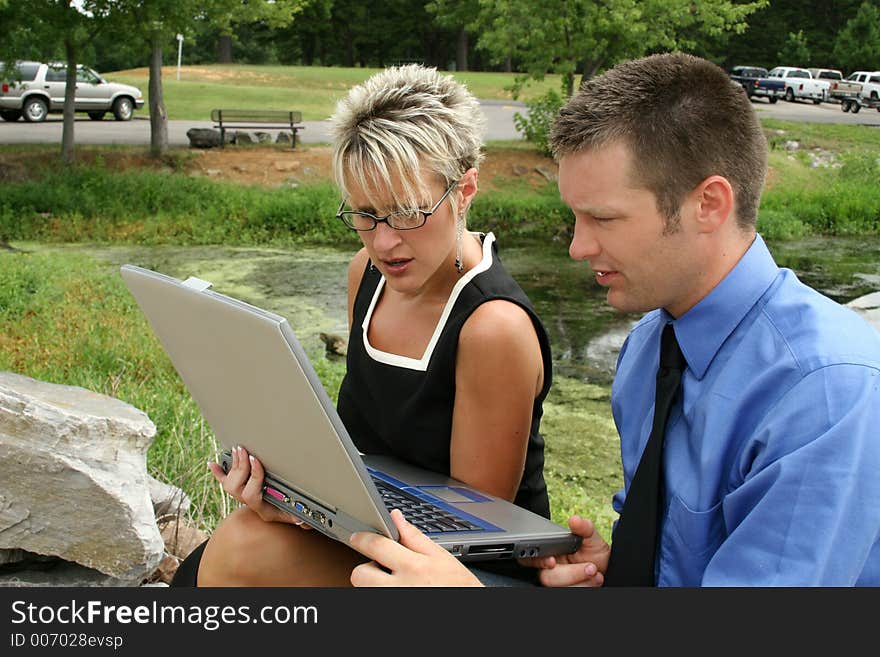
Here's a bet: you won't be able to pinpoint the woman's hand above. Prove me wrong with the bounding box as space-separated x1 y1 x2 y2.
208 445 310 528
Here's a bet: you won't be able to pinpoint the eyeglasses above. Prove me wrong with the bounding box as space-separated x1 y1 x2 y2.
336 181 458 231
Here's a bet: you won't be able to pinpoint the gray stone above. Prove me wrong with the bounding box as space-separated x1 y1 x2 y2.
535 164 558 182
0 371 164 583
186 128 222 149
148 475 191 519
255 131 272 144
234 131 254 144
276 132 292 145
0 559 143 587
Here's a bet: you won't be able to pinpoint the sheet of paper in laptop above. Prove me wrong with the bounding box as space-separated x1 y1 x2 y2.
121 264 581 561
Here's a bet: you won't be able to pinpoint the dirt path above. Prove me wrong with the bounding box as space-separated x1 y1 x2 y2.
188 145 557 192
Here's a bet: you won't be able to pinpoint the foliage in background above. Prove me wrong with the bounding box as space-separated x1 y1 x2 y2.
476 0 767 98
512 89 565 157
832 1 880 73
776 29 812 66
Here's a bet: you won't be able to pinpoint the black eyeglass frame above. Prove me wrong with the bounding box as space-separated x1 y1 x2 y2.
335 180 459 231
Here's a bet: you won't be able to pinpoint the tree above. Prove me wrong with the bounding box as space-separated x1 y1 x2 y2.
833 1 880 72
476 0 768 98
426 0 482 71
776 29 812 67
0 1 110 164
210 0 306 63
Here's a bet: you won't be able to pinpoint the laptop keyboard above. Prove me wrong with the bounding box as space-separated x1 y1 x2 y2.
371 476 482 533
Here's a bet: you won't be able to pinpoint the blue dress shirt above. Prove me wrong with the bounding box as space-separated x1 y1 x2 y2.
611 234 880 586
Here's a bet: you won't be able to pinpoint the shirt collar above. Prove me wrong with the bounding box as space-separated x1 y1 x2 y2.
665 234 780 380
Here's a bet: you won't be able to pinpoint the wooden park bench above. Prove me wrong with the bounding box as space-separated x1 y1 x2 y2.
210 109 305 148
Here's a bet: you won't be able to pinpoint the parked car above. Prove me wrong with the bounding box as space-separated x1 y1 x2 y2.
767 66 831 104
0 60 144 122
728 66 784 103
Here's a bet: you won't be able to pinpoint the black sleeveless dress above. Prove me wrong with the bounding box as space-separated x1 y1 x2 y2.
337 232 552 518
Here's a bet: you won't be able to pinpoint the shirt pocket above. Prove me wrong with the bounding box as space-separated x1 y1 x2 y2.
661 495 726 586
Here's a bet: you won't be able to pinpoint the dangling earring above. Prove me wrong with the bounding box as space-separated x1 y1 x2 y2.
454 215 465 274
369 260 377 273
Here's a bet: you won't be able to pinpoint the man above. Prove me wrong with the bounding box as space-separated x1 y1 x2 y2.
349 52 880 586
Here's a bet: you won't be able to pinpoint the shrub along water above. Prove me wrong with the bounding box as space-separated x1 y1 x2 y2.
1 147 878 246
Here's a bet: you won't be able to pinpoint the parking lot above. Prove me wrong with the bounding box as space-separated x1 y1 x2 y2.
749 96 880 125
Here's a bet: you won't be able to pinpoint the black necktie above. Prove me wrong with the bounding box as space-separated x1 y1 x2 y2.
604 323 686 587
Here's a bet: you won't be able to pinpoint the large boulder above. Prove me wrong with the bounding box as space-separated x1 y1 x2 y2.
0 371 165 585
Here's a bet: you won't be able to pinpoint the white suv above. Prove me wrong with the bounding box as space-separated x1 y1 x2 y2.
0 60 144 123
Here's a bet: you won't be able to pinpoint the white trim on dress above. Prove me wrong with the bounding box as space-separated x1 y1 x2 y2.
361 232 496 372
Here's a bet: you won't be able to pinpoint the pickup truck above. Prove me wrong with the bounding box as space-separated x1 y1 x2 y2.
0 60 144 122
837 71 880 113
767 66 831 104
811 68 863 106
729 66 784 103
846 71 880 101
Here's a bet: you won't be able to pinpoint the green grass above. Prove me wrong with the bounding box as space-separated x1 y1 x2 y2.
108 64 562 121
757 121 880 238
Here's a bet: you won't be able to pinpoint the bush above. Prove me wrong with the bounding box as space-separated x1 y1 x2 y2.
513 89 565 156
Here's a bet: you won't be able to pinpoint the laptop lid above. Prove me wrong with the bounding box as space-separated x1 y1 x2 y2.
120 264 398 542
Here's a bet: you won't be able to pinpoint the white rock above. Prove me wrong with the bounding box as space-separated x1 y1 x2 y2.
0 372 164 582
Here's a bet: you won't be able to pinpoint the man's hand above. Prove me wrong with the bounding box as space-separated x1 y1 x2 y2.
207 445 310 528
349 509 484 587
520 515 610 587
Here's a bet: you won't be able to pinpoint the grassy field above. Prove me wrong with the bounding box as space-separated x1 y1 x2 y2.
107 64 562 121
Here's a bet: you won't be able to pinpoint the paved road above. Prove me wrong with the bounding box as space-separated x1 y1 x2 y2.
0 99 527 146
1 97 877 147
750 97 880 124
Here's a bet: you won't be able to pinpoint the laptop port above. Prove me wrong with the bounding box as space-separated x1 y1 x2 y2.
466 543 515 557
263 485 290 504
311 510 326 525
294 501 310 516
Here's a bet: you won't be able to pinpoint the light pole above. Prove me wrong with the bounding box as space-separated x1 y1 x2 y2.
176 33 184 81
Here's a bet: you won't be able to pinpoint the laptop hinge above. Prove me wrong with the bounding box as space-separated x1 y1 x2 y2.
182 276 213 292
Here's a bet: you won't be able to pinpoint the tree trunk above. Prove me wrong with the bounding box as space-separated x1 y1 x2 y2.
61 40 77 165
578 58 605 89
218 35 233 63
456 28 468 72
504 54 512 73
149 33 168 158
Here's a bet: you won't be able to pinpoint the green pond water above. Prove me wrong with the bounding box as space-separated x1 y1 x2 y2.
41 234 880 385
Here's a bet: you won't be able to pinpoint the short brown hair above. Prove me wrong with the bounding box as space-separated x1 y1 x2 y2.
550 52 767 230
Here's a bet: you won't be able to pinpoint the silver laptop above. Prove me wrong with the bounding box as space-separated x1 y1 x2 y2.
121 264 581 561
